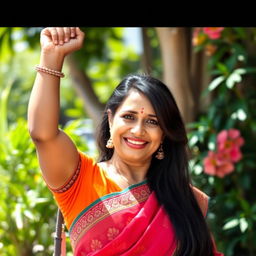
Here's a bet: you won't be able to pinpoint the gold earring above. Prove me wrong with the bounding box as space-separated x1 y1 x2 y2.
106 137 114 148
156 144 164 160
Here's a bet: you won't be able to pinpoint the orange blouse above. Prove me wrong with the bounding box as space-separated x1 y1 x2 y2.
46 150 209 230
47 150 122 230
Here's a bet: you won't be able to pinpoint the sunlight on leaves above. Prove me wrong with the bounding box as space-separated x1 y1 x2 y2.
208 76 225 91
223 219 240 230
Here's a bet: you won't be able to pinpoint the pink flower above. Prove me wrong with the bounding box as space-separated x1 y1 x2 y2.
203 129 244 178
203 151 218 175
203 27 224 39
217 129 244 162
203 151 234 178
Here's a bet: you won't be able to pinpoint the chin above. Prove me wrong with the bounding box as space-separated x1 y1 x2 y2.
122 153 151 163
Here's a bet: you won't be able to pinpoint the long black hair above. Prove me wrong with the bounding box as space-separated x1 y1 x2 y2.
96 74 214 256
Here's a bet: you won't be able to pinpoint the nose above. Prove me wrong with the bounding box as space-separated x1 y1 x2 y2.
130 121 145 136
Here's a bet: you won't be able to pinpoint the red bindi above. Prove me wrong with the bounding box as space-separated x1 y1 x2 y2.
140 107 144 114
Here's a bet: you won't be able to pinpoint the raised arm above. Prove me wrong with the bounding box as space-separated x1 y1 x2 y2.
28 27 85 189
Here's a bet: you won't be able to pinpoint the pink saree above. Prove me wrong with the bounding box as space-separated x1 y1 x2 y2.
69 180 223 256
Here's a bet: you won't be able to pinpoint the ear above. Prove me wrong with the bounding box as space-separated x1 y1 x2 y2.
107 109 113 129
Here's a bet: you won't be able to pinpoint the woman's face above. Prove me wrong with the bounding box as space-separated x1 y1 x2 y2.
108 89 164 165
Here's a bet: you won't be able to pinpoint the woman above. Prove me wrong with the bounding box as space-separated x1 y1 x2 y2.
28 27 223 255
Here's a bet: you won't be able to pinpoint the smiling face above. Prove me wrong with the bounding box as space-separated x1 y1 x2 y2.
108 89 164 165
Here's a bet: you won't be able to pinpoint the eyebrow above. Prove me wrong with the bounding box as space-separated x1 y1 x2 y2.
121 110 157 118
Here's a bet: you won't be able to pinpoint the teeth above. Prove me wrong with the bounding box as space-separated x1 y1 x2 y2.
127 139 146 145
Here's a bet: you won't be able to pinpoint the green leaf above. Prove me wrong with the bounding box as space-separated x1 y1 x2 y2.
226 73 242 89
207 45 229 69
239 218 248 233
208 76 225 91
24 210 35 221
0 79 14 138
188 134 199 147
223 218 240 230
216 62 229 74
233 68 247 75
13 203 23 230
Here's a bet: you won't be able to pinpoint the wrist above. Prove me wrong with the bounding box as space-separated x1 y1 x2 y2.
40 51 65 71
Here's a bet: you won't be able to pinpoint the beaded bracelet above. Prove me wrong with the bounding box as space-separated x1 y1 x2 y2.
35 65 65 78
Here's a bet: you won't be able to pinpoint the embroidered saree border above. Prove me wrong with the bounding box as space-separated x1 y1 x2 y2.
70 180 150 249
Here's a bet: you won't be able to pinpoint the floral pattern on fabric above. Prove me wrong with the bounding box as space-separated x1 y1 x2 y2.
107 227 120 241
70 182 150 250
90 239 103 251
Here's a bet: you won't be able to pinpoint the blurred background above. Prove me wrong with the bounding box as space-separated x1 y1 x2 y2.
0 27 255 256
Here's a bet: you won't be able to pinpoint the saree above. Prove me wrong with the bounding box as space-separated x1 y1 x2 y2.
49 151 223 255
69 180 176 255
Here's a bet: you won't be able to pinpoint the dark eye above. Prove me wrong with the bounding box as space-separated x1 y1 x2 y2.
122 114 134 120
146 119 159 126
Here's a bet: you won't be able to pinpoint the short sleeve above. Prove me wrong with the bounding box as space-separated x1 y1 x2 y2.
47 151 97 229
45 150 122 230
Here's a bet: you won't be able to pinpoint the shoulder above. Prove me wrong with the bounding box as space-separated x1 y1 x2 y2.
191 186 209 217
49 150 95 193
79 150 96 165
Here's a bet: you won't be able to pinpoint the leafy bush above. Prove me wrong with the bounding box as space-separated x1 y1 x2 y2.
0 81 89 255
189 27 256 256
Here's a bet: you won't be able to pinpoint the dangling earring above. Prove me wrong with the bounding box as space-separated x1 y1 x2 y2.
156 143 164 160
106 137 114 148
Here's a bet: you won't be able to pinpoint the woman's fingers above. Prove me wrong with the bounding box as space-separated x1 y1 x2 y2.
75 27 85 43
44 27 83 45
53 27 80 44
47 27 58 45
40 27 85 55
56 27 65 45
63 27 71 42
70 27 76 38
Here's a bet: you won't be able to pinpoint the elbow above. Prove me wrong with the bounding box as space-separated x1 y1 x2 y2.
28 126 58 142
28 127 45 142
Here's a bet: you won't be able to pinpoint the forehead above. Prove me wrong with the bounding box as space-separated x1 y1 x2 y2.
117 90 155 113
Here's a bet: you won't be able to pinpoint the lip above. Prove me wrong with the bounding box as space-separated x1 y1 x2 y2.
125 137 148 143
123 137 148 149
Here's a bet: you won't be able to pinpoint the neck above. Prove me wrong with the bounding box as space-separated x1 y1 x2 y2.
109 153 150 184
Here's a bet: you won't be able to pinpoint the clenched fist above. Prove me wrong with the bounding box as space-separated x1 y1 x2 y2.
40 27 85 57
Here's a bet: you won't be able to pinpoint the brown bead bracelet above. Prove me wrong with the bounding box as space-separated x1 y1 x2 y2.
35 65 65 78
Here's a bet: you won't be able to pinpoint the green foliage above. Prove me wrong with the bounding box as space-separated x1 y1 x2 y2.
84 27 141 104
1 27 138 254
0 81 89 255
0 27 142 120
189 27 256 256
0 80 55 255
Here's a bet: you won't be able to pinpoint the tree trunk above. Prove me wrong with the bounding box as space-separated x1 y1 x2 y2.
65 54 105 129
156 27 195 124
141 28 152 74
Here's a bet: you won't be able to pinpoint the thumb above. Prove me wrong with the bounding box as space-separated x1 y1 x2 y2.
76 27 85 38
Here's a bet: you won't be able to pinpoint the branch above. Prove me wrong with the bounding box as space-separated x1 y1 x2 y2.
65 54 105 128
141 28 153 74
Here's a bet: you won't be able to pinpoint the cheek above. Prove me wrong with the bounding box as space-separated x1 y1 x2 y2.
153 128 164 141
111 120 130 138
